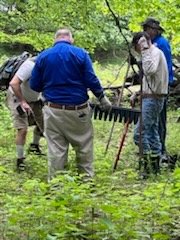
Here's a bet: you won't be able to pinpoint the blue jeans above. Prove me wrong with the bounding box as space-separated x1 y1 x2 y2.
134 98 164 156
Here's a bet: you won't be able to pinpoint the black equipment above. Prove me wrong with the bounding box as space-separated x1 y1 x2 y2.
90 104 140 124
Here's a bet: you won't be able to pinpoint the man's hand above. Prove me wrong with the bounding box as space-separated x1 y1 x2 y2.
20 101 32 115
138 36 149 51
130 93 138 108
99 96 112 111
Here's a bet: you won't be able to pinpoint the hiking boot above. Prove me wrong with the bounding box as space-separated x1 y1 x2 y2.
28 143 44 155
17 158 25 171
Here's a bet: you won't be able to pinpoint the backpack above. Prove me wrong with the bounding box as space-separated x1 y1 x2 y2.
0 51 31 90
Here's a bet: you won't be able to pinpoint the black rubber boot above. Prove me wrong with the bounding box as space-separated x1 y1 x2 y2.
151 155 160 175
139 154 150 179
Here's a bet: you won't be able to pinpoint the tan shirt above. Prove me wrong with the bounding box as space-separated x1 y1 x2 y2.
141 45 168 95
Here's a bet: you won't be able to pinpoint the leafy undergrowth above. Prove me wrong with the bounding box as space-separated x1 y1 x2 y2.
0 92 180 240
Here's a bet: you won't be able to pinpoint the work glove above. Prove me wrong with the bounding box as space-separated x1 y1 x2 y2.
138 36 149 51
99 96 112 111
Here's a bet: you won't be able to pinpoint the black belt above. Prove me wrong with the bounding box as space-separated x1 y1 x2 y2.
45 102 88 110
30 100 42 104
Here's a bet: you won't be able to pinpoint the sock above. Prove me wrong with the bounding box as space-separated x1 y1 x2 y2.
32 133 41 145
16 145 25 159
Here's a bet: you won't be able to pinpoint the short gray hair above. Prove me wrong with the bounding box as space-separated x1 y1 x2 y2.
55 28 72 39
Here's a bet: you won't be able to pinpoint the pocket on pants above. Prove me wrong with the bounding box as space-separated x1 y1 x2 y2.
76 107 91 123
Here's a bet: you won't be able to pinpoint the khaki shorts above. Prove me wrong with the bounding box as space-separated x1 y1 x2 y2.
6 90 43 131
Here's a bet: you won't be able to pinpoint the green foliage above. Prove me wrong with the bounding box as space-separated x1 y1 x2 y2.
93 60 128 86
110 0 180 55
0 0 124 52
0 0 179 54
0 75 180 240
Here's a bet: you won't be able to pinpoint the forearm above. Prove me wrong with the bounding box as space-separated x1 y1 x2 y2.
10 76 26 103
10 77 32 113
141 49 159 75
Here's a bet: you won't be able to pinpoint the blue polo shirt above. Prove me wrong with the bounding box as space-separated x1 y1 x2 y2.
30 41 104 104
152 35 174 86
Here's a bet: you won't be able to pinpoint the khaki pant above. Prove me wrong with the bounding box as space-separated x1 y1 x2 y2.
43 104 94 180
6 90 43 135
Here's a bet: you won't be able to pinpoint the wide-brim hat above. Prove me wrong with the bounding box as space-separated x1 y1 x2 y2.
141 17 165 32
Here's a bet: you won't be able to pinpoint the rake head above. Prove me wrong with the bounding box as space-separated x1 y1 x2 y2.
90 104 140 124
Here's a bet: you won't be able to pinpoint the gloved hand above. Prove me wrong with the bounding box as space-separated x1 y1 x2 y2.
99 96 112 111
130 93 138 108
138 36 149 51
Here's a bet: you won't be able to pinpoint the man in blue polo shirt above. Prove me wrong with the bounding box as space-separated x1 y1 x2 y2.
30 28 111 181
141 18 174 159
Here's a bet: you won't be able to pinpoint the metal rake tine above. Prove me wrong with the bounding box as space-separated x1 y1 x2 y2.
113 109 119 122
103 110 109 121
98 109 103 120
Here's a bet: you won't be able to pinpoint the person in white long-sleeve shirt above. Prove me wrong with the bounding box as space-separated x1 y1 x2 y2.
131 31 168 179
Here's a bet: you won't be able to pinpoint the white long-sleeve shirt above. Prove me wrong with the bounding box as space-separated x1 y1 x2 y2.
141 45 168 95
